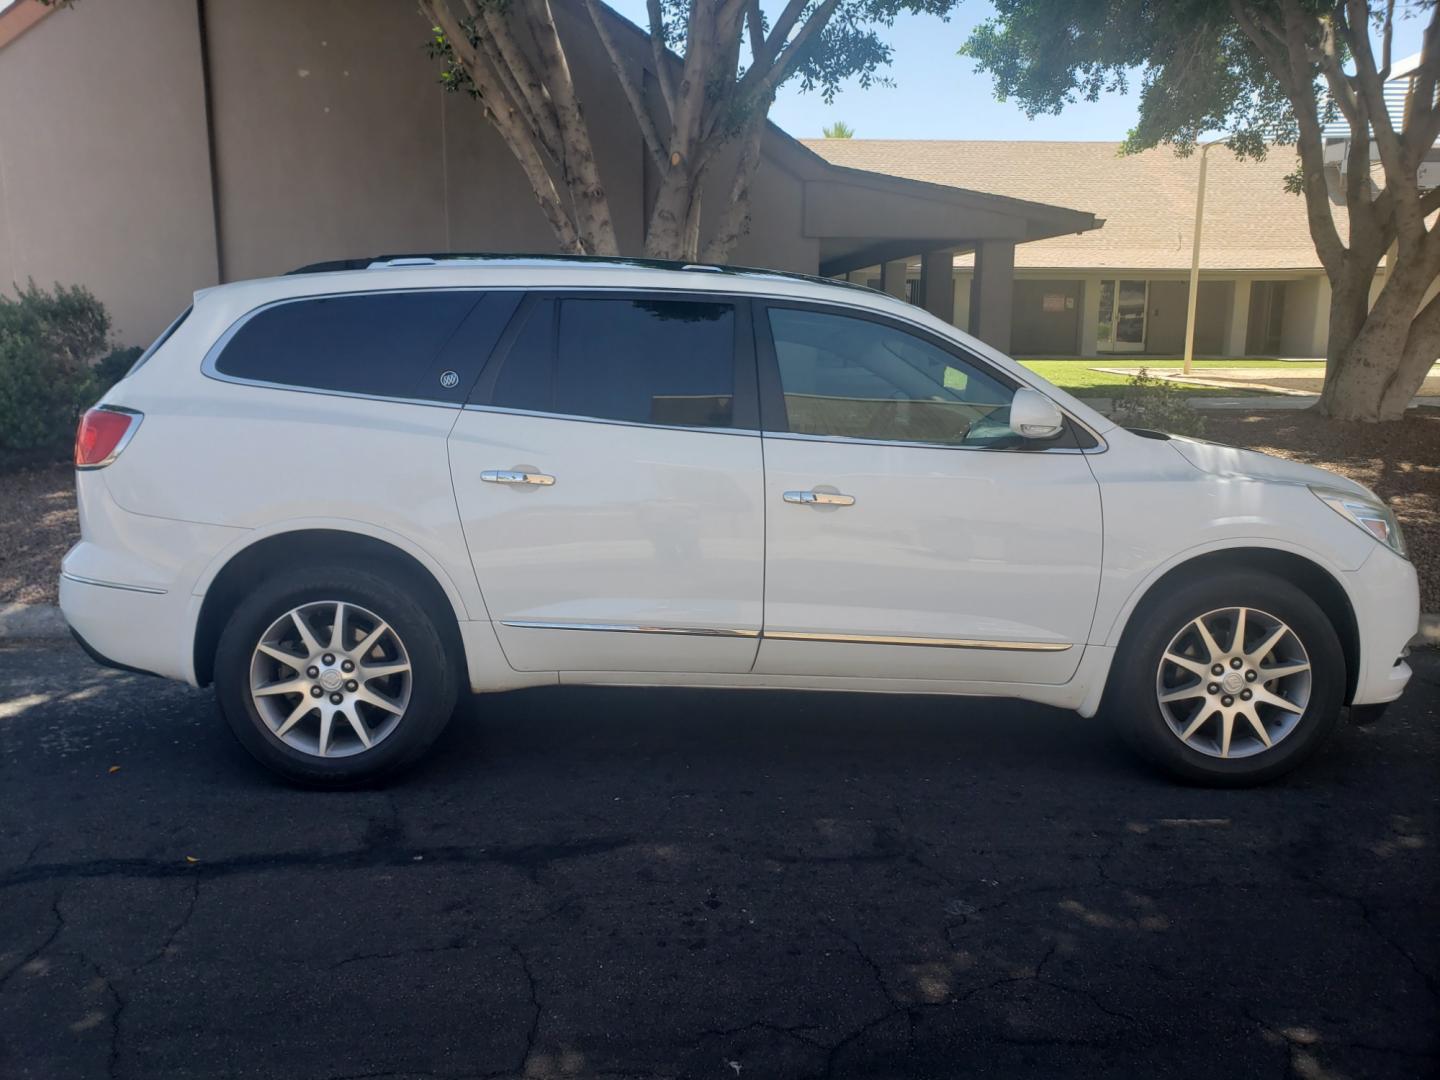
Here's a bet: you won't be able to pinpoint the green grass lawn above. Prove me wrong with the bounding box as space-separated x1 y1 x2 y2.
1017 357 1326 368
1019 360 1283 398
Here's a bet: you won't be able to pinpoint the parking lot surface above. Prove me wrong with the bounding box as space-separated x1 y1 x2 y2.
1 642 1436 1079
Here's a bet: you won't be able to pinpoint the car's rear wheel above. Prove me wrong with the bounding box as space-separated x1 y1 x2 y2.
1107 571 1345 786
214 565 459 786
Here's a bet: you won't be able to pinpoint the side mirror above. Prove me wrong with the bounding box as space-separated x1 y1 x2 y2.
1008 387 1065 440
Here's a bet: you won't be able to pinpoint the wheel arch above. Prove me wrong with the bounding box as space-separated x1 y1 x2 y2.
1103 545 1361 704
192 527 469 687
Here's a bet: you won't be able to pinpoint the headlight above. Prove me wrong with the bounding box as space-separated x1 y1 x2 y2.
1311 486 1408 558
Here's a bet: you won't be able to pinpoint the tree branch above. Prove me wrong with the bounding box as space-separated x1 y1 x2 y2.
700 109 768 262
744 0 764 62
1231 0 1347 276
646 0 678 120
740 0 843 104
526 0 618 254
421 0 584 252
582 0 668 169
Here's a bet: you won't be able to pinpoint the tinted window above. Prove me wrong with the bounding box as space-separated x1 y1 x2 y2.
766 307 1018 447
216 291 481 399
490 300 555 414
489 297 736 427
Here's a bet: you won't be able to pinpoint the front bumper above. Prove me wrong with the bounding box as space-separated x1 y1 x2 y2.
1345 546 1420 706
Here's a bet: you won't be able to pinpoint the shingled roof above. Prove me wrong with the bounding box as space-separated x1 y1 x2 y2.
801 139 1340 272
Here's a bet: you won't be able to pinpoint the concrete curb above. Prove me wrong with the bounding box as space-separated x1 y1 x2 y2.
0 603 68 641
1418 613 1440 648
2 602 1436 648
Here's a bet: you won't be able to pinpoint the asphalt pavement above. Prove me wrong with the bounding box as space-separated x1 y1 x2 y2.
1 641 1436 1079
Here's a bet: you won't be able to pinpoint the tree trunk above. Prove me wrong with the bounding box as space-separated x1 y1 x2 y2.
1318 249 1439 421
644 169 700 260
1316 266 1379 418
1320 336 1410 420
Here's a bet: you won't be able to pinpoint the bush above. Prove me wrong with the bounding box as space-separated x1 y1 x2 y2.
1109 367 1207 438
0 281 116 462
91 345 143 399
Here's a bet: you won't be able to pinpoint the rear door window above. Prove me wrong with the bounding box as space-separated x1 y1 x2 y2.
213 290 488 401
481 295 742 429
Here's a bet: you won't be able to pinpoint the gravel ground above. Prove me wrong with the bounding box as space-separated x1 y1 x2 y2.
2 412 1435 610
0 462 78 606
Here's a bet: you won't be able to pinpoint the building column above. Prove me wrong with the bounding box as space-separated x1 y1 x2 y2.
1310 277 1332 358
969 240 1015 352
1226 277 1252 357
919 248 956 325
1078 276 1101 357
880 259 909 300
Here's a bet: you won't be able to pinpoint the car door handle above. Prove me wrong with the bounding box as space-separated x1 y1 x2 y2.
783 490 855 507
481 469 555 486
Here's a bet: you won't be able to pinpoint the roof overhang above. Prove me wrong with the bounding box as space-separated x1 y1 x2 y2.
0 0 52 51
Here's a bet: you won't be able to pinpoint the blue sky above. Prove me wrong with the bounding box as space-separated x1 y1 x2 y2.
607 1 1433 141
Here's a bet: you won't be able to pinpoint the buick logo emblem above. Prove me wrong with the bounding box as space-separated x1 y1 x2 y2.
439 370 460 389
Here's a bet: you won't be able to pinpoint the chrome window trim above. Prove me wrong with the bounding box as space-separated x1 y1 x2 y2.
500 620 1070 652
501 620 760 639
199 287 493 409
758 430 1099 456
195 284 1107 452
61 571 167 596
461 403 755 439
75 405 145 471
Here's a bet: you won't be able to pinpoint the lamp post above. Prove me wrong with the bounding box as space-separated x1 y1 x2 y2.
1182 138 1228 376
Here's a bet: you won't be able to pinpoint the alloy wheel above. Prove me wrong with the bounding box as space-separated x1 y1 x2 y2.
248 601 412 758
1155 606 1312 759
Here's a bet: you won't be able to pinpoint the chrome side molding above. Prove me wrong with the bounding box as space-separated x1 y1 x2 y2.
500 620 1070 651
500 620 760 639
60 572 168 596
763 630 1071 651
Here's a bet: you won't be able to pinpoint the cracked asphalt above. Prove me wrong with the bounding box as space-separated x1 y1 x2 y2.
0 641 1436 1080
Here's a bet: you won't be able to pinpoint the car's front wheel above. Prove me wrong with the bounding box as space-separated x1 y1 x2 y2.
1107 571 1345 786
214 565 459 786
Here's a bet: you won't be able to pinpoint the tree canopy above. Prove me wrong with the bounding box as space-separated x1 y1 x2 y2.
962 1 1440 421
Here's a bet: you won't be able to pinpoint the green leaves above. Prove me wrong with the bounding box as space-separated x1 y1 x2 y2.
0 282 115 457
961 0 1299 158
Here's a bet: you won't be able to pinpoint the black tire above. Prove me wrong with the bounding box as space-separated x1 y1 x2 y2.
1104 571 1345 786
214 563 460 787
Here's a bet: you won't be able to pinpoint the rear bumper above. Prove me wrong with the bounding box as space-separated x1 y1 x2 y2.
59 572 204 685
60 476 247 686
1345 547 1420 706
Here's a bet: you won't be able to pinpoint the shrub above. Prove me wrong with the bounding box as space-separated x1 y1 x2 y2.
91 345 143 400
0 281 114 460
1109 367 1207 438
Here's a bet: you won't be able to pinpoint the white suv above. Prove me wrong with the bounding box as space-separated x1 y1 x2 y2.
61 256 1418 787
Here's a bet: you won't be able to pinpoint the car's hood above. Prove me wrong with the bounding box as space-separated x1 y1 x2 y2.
1166 435 1376 499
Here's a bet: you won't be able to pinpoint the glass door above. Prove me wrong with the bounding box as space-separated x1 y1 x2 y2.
1097 279 1148 352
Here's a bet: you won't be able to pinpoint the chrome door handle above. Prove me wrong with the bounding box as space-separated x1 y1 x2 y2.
481 469 555 486
783 490 855 507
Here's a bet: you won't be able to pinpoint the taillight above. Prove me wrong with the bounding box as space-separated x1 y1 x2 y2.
75 406 143 469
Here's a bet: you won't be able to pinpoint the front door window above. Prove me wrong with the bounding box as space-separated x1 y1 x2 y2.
1098 279 1148 352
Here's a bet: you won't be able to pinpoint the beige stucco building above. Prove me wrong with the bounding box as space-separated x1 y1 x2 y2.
0 0 1099 350
807 139 1344 358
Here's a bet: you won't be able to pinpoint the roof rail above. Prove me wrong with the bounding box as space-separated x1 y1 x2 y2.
283 251 873 293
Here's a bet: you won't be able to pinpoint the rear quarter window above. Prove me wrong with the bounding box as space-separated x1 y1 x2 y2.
213 291 484 400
